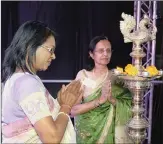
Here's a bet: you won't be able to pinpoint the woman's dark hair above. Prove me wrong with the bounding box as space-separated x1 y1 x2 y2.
2 21 55 83
86 35 109 71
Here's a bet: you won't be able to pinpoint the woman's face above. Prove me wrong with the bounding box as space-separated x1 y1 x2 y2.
33 35 56 72
89 40 112 66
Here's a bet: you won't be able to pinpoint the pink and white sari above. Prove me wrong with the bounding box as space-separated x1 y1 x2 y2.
2 73 76 143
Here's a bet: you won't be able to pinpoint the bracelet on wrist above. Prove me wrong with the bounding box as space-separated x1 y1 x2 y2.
57 112 70 119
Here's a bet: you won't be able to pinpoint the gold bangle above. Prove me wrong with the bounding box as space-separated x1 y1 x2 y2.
57 112 70 119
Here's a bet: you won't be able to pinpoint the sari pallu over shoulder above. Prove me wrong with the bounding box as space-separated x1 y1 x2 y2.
74 84 132 144
2 89 54 138
2 90 76 144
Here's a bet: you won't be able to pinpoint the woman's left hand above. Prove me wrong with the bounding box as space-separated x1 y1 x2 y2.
106 80 116 105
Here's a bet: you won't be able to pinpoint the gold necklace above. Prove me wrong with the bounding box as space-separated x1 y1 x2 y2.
92 69 109 86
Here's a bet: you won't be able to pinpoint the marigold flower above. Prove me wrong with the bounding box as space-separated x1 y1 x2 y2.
145 66 158 76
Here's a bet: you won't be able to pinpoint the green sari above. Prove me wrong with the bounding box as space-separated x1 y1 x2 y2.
74 84 132 143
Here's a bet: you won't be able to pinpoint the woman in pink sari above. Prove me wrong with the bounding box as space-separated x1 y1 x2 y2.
2 21 82 143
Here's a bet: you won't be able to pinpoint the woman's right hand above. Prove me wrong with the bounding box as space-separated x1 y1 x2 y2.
57 80 83 108
99 78 111 104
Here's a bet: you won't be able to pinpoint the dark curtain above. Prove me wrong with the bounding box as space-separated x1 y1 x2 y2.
1 1 134 79
151 1 163 144
75 1 133 74
1 1 163 143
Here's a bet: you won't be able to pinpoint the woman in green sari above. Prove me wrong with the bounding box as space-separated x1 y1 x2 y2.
71 36 132 143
